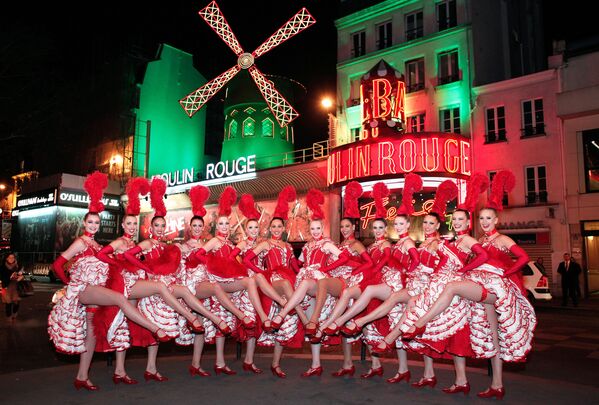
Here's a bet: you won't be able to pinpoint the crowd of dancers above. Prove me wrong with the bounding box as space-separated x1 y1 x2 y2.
48 170 536 399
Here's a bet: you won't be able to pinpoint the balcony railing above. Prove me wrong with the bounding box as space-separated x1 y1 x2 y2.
485 130 507 144
526 191 548 205
254 140 329 168
437 73 459 85
405 27 423 41
521 123 546 138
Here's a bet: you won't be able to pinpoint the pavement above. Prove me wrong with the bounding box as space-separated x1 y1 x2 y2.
1 282 599 404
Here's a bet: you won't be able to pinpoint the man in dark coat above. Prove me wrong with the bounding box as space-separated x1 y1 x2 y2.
557 253 582 307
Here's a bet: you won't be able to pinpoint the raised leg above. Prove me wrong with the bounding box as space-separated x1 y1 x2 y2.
319 286 361 331
170 284 222 325
356 289 410 327
276 280 316 320
336 284 393 326
273 279 309 324
310 278 343 325
195 282 246 320
129 280 197 323
254 273 286 306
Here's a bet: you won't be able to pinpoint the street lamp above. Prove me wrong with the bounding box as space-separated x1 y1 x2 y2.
321 97 333 110
320 96 338 147
0 184 6 191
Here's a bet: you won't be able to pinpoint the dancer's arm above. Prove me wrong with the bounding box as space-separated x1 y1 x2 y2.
124 245 150 272
97 245 117 265
505 244 529 276
460 244 489 273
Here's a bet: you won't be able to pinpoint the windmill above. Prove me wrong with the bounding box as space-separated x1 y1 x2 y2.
179 1 316 127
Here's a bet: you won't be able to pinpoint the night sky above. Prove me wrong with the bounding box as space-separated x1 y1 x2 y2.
0 1 595 185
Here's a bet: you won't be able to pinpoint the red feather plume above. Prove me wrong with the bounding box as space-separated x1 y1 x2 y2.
239 193 260 220
488 170 515 211
343 181 363 219
189 185 210 217
218 186 237 217
372 182 390 219
430 180 458 218
274 185 296 220
83 171 108 213
125 177 150 216
397 173 423 216
458 173 489 212
150 177 167 217
306 188 325 220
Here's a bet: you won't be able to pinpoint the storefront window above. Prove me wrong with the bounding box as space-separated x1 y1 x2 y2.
583 129 599 192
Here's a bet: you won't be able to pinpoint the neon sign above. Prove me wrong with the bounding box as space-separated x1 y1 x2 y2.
328 133 471 186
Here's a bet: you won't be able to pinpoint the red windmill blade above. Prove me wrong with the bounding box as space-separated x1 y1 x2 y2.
179 1 316 127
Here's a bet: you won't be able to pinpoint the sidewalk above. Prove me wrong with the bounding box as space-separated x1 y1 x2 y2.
533 293 599 313
1 355 598 405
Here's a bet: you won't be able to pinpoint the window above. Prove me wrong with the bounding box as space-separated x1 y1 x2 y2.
262 118 274 137
583 129 599 192
228 120 238 139
351 127 361 142
440 107 460 133
437 0 457 31
376 21 392 50
405 58 425 92
485 106 506 143
352 31 366 58
242 117 255 137
348 79 361 106
438 49 459 85
489 171 509 207
408 113 425 133
280 126 288 140
405 10 423 40
521 98 545 137
525 166 548 204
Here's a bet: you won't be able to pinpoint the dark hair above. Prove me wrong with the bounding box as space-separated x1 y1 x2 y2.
372 218 387 227
424 212 441 223
270 217 285 226
340 217 357 226
190 215 204 225
246 218 259 226
84 212 100 221
452 208 470 219
151 216 166 225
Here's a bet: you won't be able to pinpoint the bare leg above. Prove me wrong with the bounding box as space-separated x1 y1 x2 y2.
114 351 127 377
254 274 286 306
146 344 160 374
311 279 343 325
319 286 361 331
370 346 381 369
485 304 503 389
170 284 223 325
336 284 393 326
380 296 418 343
423 355 435 378
79 285 160 333
272 341 284 368
221 278 269 322
215 336 227 367
397 349 409 373
191 334 206 371
273 280 309 324
276 280 317 320
244 338 257 365
310 343 321 368
75 311 96 383
341 338 353 369
129 280 198 323
453 356 468 385
195 282 246 320
413 281 497 328
356 289 410 327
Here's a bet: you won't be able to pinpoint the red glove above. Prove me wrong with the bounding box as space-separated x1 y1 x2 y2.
124 246 150 272
351 251 373 275
193 248 208 265
52 255 69 284
505 244 529 277
460 243 489 273
435 249 449 271
321 250 351 273
243 250 264 273
371 247 392 273
229 247 241 259
290 256 302 273
97 245 117 265
407 247 420 273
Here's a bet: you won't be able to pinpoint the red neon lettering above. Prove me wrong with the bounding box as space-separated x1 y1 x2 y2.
336 150 347 183
360 84 370 123
460 140 471 175
399 139 417 172
421 137 440 172
412 199 436 216
443 139 459 173
372 79 392 118
378 142 396 176
393 81 406 124
327 152 336 185
356 145 370 177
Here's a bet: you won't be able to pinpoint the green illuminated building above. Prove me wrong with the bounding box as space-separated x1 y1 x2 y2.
134 44 207 178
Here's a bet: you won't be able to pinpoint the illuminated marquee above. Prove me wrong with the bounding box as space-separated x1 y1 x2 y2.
328 133 471 186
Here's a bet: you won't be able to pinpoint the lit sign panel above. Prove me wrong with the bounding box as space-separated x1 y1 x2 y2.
16 189 56 209
327 133 471 185
206 155 256 180
58 189 120 210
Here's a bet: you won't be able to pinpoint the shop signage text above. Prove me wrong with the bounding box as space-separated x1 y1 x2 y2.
206 155 256 180
17 190 56 209
59 190 120 209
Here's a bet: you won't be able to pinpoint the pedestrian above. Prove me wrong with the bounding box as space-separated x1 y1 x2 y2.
557 253 582 307
535 257 547 274
1 253 24 322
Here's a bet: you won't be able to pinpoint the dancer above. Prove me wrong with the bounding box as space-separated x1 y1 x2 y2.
48 172 168 391
401 171 536 399
243 186 303 378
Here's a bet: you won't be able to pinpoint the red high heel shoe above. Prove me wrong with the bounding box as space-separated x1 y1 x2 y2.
217 320 232 335
387 370 411 384
242 362 263 374
402 325 425 341
112 374 138 385
411 376 437 388
74 379 99 391
331 365 355 377
301 366 323 377
323 322 340 336
262 319 274 333
341 320 360 336
360 366 384 379
188 317 205 334
443 382 470 395
153 329 171 343
270 315 284 330
270 365 286 378
304 321 318 336
242 316 256 330
309 330 324 344
189 365 211 377
144 371 169 382
214 364 237 375
477 386 505 399
371 340 395 354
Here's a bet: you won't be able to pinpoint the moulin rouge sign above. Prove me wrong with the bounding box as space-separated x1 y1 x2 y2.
328 60 471 186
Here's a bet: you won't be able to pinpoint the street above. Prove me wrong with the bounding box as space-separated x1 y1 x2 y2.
1 282 598 404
